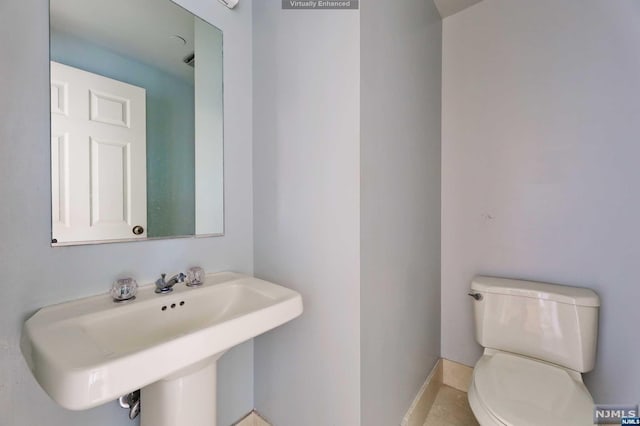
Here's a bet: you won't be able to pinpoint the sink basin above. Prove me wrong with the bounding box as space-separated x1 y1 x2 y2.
21 271 302 422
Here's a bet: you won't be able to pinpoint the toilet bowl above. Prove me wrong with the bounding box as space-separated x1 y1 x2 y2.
467 276 600 426
468 350 594 425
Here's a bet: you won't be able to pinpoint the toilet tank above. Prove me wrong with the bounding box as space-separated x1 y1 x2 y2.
471 276 600 373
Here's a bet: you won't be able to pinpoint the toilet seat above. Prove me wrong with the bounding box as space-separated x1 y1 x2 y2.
469 351 594 426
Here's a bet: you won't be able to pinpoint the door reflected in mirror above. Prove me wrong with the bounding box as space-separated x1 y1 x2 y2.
49 0 223 246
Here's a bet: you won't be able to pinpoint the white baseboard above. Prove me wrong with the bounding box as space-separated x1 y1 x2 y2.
401 359 443 426
233 410 271 426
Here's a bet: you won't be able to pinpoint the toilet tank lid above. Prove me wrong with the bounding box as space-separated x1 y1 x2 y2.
471 276 600 307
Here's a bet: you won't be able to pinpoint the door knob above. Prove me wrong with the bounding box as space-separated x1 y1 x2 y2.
132 225 144 235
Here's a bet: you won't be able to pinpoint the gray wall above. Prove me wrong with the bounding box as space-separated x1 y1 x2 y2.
442 0 640 404
0 0 254 425
360 1 442 425
252 1 361 425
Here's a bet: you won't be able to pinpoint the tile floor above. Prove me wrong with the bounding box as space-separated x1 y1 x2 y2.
423 385 479 426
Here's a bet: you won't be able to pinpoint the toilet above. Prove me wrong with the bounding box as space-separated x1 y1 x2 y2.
467 276 600 426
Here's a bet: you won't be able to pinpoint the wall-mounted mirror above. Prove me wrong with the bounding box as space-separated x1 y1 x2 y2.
49 0 223 246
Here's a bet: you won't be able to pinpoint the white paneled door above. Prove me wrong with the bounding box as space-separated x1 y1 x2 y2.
51 61 147 244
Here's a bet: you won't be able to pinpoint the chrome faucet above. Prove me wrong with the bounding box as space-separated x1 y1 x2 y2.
155 272 186 294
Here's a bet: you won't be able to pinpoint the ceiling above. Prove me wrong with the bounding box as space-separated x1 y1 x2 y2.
50 0 220 83
433 0 483 18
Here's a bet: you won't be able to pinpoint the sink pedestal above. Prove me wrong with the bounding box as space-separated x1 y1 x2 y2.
141 354 223 426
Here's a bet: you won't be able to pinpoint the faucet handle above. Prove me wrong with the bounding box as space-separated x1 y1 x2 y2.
111 277 138 303
155 273 168 293
155 272 185 294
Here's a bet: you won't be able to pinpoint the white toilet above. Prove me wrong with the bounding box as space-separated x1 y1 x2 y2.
467 276 600 426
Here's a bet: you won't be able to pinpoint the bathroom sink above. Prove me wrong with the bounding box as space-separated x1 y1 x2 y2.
21 272 303 412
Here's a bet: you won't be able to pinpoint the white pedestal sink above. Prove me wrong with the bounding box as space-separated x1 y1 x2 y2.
21 272 303 425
